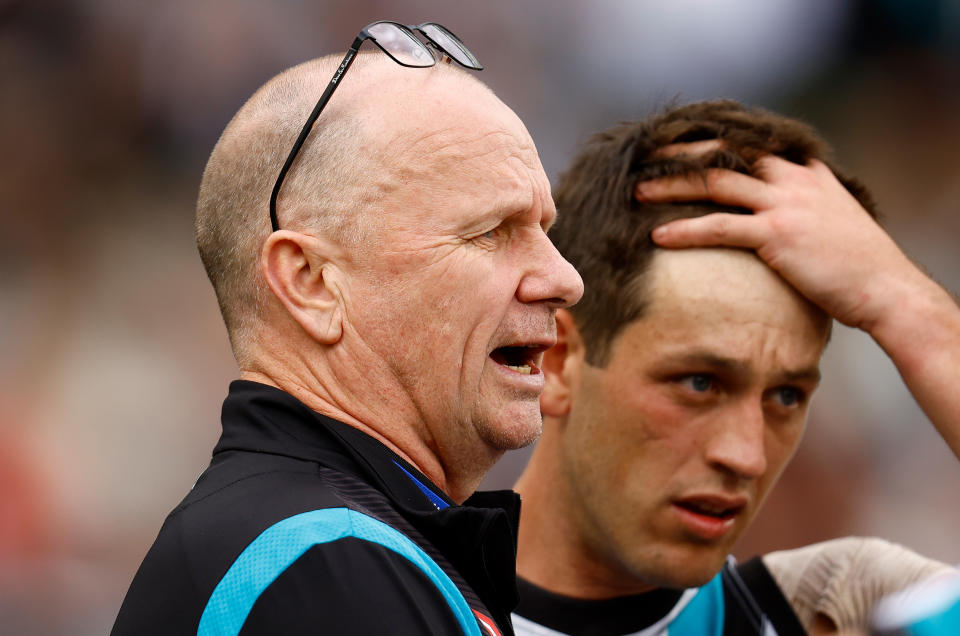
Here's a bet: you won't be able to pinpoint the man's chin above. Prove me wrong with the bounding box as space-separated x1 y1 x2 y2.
477 404 543 451
638 547 730 590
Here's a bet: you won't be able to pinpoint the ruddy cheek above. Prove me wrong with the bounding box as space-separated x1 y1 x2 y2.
630 396 692 445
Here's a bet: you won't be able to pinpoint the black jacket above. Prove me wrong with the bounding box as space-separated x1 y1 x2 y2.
112 380 520 636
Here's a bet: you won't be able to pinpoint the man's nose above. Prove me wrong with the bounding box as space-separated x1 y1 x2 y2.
703 402 768 480
516 230 584 308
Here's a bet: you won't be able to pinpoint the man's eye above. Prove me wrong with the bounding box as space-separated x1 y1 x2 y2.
773 386 803 407
469 227 499 243
680 374 713 393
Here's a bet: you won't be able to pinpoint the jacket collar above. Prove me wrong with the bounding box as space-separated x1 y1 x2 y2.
214 380 521 626
215 380 457 513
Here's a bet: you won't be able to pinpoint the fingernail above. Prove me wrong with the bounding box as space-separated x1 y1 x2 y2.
651 226 668 241
634 182 648 201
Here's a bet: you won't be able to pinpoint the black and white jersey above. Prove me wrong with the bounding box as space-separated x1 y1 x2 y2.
512 557 804 636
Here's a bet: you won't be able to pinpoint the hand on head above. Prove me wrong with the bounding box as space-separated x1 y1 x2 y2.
638 154 915 333
639 148 960 451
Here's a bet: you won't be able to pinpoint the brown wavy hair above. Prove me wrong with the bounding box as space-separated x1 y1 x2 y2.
551 99 878 365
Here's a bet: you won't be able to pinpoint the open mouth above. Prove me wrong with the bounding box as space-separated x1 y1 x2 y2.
673 499 744 521
489 345 545 375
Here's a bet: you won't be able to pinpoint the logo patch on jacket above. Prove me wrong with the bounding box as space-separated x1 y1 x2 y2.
472 609 502 636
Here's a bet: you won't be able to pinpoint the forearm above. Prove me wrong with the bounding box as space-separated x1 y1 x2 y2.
867 269 960 457
763 537 955 633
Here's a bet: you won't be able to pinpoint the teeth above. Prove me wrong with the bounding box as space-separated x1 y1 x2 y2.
506 364 532 375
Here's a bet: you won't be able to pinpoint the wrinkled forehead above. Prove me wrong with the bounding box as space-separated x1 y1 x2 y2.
393 127 549 215
401 120 540 171
360 70 550 218
345 61 520 148
386 75 541 173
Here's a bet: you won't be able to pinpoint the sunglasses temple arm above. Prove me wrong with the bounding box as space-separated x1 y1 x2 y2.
269 40 364 232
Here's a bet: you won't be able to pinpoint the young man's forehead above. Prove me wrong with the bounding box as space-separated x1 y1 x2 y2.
614 248 831 361
645 248 817 313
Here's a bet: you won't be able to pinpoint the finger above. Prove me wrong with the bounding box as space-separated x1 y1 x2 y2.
752 154 801 180
635 169 773 211
753 155 830 187
650 212 770 250
653 139 725 158
807 159 845 189
806 158 836 179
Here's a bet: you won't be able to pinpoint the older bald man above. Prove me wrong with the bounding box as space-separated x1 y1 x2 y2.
112 22 581 636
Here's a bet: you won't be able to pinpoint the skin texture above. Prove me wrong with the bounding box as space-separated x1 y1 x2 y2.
643 156 960 458
515 248 830 598
245 60 583 503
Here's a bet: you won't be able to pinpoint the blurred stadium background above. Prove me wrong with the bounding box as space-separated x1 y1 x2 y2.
2 0 959 632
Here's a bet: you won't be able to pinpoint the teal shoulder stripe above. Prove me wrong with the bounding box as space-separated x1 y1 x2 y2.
669 571 725 636
197 507 481 636
906 595 960 636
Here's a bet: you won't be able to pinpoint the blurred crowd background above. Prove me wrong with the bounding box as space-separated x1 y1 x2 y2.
2 0 959 633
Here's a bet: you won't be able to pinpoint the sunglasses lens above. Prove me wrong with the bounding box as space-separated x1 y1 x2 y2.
420 24 481 69
367 23 434 67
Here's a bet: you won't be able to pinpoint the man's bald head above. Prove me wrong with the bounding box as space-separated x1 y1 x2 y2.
195 53 489 364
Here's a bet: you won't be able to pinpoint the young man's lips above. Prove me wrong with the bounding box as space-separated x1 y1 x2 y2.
671 494 747 541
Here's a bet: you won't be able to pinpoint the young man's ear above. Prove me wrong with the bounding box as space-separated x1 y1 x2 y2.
261 231 345 344
540 309 586 418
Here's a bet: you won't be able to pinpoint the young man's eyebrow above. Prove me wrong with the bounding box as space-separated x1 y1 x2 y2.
778 367 822 385
659 351 821 384
659 351 748 373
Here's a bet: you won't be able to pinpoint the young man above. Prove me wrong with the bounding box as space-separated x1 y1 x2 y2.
513 101 960 635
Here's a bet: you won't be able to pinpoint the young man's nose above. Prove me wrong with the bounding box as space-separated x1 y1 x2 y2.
704 403 768 480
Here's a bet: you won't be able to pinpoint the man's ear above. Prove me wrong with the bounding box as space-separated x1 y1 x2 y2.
540 309 585 418
261 231 344 344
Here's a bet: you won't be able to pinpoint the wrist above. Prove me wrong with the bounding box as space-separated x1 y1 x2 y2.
867 269 960 368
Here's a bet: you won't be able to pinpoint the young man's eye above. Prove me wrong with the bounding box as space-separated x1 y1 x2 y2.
773 386 804 407
680 374 713 393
